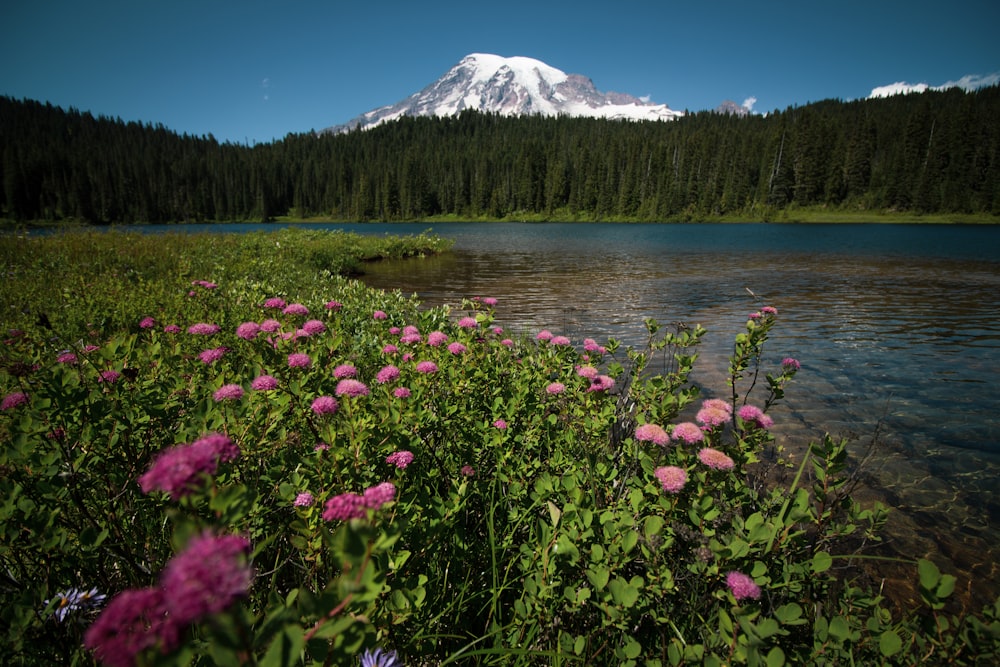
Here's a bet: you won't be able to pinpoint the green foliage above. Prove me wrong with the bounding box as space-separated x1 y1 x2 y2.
3 87 1000 224
1 231 999 665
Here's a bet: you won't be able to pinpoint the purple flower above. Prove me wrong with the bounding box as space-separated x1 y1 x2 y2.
322 493 366 521
698 447 735 471
447 342 467 355
325 300 343 311
393 387 411 398
583 338 605 353
360 647 401 667
191 280 218 290
163 324 181 334
160 533 253 624
761 306 778 316
333 364 357 378
294 492 315 507
500 338 514 347
482 296 498 307
251 374 278 391
236 322 261 340
457 316 478 329
363 482 396 509
737 404 774 429
492 419 508 430
781 357 801 371
139 317 156 329
187 322 221 335
587 375 615 393
427 331 448 347
1 391 28 410
415 361 438 374
46 587 107 622
382 344 399 355
372 310 388 320
199 347 228 364
98 370 121 384
287 353 312 368
213 384 244 402
386 450 414 469
260 318 282 333
460 465 476 477
654 466 688 493
57 352 78 364
697 399 733 429
138 433 240 500
671 422 704 444
84 587 179 667
376 365 401 384
336 379 370 398
283 303 309 316
546 382 565 395
551 336 571 346
536 330 553 341
264 297 287 309
635 423 669 446
726 571 761 601
576 365 598 379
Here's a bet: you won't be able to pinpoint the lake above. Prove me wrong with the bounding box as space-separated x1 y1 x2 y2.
82 220 1000 603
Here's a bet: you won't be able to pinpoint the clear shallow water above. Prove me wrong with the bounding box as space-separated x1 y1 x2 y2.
94 221 1000 601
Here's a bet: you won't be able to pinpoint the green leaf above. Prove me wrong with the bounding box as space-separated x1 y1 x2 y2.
766 646 786 667
260 625 305 667
811 551 833 574
879 630 903 657
918 558 941 591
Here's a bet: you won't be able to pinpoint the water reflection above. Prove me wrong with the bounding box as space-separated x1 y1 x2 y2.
357 222 1000 604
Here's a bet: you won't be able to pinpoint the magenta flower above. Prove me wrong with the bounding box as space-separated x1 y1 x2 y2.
737 404 774 429
415 360 438 374
199 347 228 364
447 342 467 355
427 331 448 347
187 322 221 335
287 353 311 368
160 533 252 624
98 370 122 384
482 297 498 306
576 365 598 379
654 466 688 493
761 306 778 315
213 384 244 402
697 399 733 429
535 330 553 341
362 482 396 509
191 280 218 290
671 422 704 444
260 318 282 333
386 450 414 469
138 433 240 500
457 316 478 329
294 492 315 507
551 335 571 346
325 300 342 310
139 317 156 329
57 351 78 364
333 364 357 378
726 571 761 601
301 319 326 335
546 382 566 395
698 447 735 471
781 357 801 371
393 387 411 398
376 365 401 384
399 333 420 344
251 374 278 391
500 338 514 347
163 324 181 334
587 375 615 393
282 303 309 316
1 391 28 410
311 395 339 415
263 297 286 309
382 344 399 355
84 587 179 667
402 325 419 336
493 419 508 430
583 338 606 354
635 423 669 446
336 379 370 397
323 493 366 521
373 310 388 320
236 322 261 340
460 465 476 477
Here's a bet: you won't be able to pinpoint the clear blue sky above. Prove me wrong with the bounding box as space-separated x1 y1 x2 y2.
2 0 997 144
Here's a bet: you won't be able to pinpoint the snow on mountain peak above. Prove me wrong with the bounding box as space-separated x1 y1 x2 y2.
325 53 683 133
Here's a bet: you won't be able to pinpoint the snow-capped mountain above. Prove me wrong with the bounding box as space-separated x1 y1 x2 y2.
324 53 683 134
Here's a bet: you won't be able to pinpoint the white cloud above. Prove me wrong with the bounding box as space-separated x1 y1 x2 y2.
741 96 757 112
869 72 999 99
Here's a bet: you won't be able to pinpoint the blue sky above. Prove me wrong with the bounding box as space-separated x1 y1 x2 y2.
2 0 997 144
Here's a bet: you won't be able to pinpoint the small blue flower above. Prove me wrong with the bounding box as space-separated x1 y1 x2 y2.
360 647 401 667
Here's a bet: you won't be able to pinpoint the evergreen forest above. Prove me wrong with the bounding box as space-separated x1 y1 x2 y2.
2 85 999 224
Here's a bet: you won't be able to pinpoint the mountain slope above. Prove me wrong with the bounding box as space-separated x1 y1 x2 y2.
324 53 683 133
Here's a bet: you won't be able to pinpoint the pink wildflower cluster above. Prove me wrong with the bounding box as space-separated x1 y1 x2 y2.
376 365 400 384
415 360 438 374
698 447 735 471
654 466 688 493
546 382 566 395
138 433 240 500
311 395 338 415
287 353 311 368
251 375 278 391
186 323 220 335
322 482 397 521
386 450 414 469
373 310 388 320
536 330 553 341
447 342 467 355
457 316 477 329
263 297 286 309
583 338 607 354
294 492 315 507
84 533 252 667
737 404 774 429
333 364 357 378
213 384 244 402
671 422 704 444
587 375 615 393
1 391 28 410
781 357 801 371
235 322 260 340
696 399 733 429
139 317 156 329
191 280 218 290
98 370 121 384
427 331 448 346
325 300 342 310
393 387 412 398
301 319 326 335
726 571 761 601
282 303 309 316
635 423 669 446
336 379 370 398
198 347 228 364
493 419 508 430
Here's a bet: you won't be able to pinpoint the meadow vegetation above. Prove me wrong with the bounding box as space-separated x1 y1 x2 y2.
1 229 999 665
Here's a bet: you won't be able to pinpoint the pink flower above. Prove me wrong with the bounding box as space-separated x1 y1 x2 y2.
697 399 733 428
415 361 438 374
251 375 278 391
536 330 553 341
457 316 477 329
287 353 311 368
302 319 326 335
187 322 220 335
737 404 774 429
1 392 28 410
761 306 778 315
781 357 801 371
163 324 181 334
325 300 343 311
427 331 448 347
576 365 598 379
57 352 78 364
726 571 761 601
198 347 228 364
160 533 253 624
583 338 605 354
671 422 704 444
635 423 669 446
382 344 399 355
386 451 414 469
139 317 156 329
376 365 401 384
311 396 338 415
333 364 357 378
587 375 615 393
322 493 366 521
191 280 218 290
500 338 513 347
263 297 286 309
283 303 309 316
546 382 566 395
84 587 179 667
335 379 370 398
98 370 121 384
461 465 475 477
654 466 688 493
260 318 282 333
363 482 396 509
393 387 411 398
493 419 508 430
698 447 735 471
236 322 261 340
372 310 388 320
482 297 498 306
402 325 419 336
294 492 315 507
138 433 240 500
399 333 421 344
213 384 244 402
447 342 467 355
551 336 571 346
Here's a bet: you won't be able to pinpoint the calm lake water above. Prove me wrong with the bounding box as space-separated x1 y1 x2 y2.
90 221 1000 602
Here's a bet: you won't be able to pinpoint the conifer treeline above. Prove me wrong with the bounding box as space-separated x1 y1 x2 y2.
2 86 998 223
